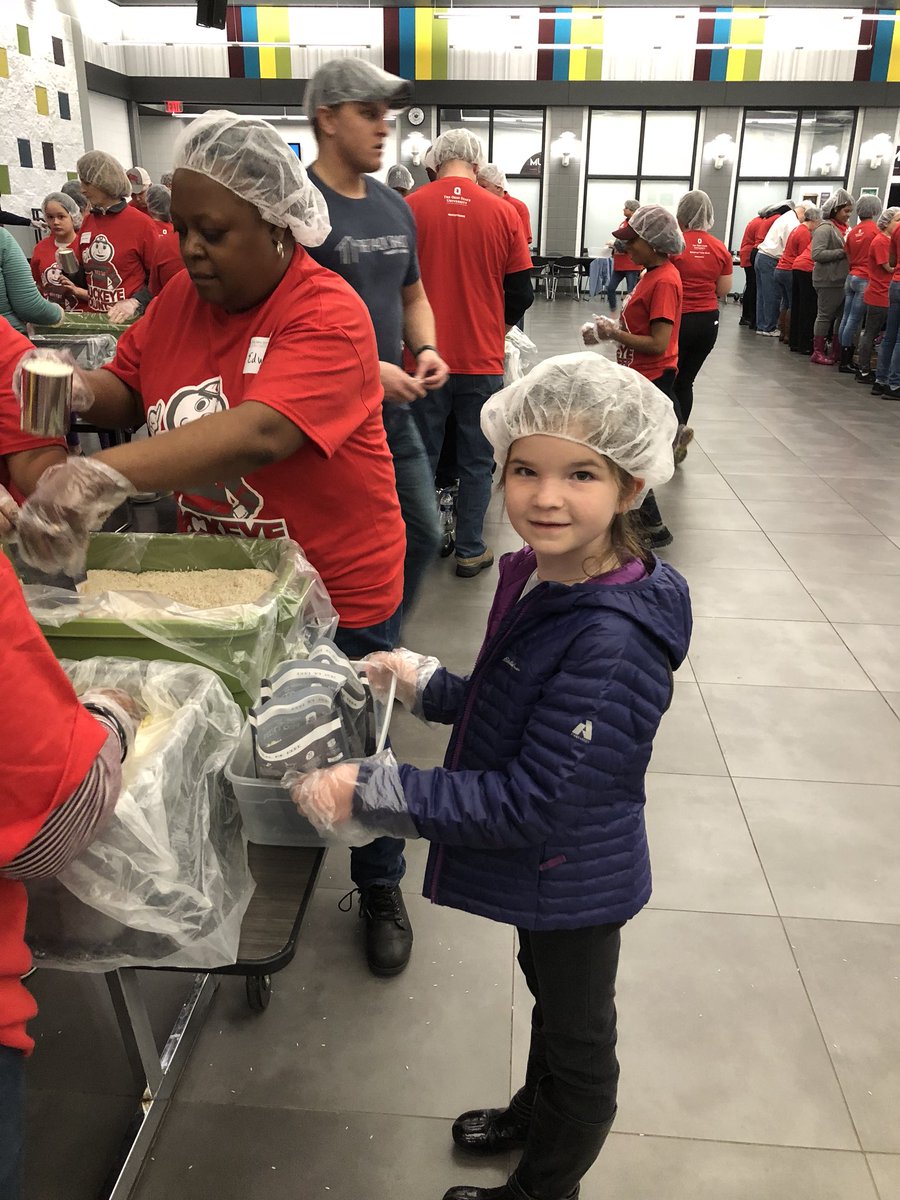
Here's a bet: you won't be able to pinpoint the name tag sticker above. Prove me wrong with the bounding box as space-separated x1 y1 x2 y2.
80 232 91 244
243 336 270 375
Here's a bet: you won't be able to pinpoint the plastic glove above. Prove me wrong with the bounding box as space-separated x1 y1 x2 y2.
363 649 441 719
15 457 136 576
107 298 139 323
0 483 18 539
580 320 600 346
79 688 142 758
13 348 95 413
286 750 417 846
581 315 618 346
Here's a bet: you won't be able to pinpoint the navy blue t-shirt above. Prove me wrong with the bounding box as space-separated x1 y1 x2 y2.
306 168 419 367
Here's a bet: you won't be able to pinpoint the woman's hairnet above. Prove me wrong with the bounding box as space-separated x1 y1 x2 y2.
624 198 640 214
677 190 714 232
856 194 883 222
623 205 685 256
42 191 82 230
77 151 131 200
481 352 677 507
60 180 89 212
172 110 331 248
432 128 484 169
478 163 506 189
823 189 854 220
146 183 171 222
877 206 900 231
386 164 414 190
804 205 822 222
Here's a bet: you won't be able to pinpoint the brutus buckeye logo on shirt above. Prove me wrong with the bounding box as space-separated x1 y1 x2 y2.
83 234 126 311
41 261 79 311
147 376 286 538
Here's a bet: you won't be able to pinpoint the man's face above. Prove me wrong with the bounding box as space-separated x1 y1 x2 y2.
317 100 391 174
479 179 504 198
132 190 149 213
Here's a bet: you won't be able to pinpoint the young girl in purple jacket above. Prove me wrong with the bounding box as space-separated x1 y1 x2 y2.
291 352 693 1200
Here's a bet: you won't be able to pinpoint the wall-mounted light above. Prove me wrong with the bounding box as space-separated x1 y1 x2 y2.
705 132 736 171
405 132 428 167
557 131 578 168
811 144 839 176
860 132 894 170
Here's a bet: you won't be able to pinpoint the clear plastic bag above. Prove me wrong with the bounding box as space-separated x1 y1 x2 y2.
25 657 255 971
504 327 538 385
28 333 119 371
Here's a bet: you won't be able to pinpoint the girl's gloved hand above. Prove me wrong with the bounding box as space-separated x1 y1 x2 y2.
286 750 417 847
288 762 359 835
107 298 140 323
15 458 136 576
13 348 95 413
363 648 441 718
581 315 618 346
0 484 18 538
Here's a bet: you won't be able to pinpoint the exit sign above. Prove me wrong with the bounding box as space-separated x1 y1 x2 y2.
166 100 183 114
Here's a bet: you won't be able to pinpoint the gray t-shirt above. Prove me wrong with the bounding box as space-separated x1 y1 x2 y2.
306 168 420 366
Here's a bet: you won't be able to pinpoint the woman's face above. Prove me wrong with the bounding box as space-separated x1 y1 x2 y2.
625 236 655 268
835 203 853 224
44 201 75 242
171 169 291 313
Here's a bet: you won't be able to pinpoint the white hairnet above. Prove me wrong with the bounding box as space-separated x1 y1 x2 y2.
624 198 640 214
478 163 506 189
146 183 171 222
877 206 899 231
823 189 854 220
386 164 414 190
77 151 131 200
856 194 883 222
433 128 483 169
620 205 685 256
43 191 82 230
677 190 714 232
304 59 411 122
173 110 330 248
481 352 677 507
60 180 89 211
804 205 822 222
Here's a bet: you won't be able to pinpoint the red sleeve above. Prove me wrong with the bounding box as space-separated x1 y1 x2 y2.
892 227 900 265
149 235 186 296
0 556 106 866
647 276 681 324
717 239 733 274
504 210 534 275
0 323 65 465
739 219 757 266
103 306 151 393
872 237 890 270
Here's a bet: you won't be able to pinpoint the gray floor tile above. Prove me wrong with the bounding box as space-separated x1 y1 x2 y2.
767 532 900 579
659 529 787 571
707 452 814 476
131 1103 510 1200
27 1089 138 1200
737 779 900 923
657 496 759 531
175 887 515 1120
700 684 900 784
580 1134 878 1200
884 693 900 719
656 470 737 500
785 919 900 1153
689 617 874 690
835 624 900 692
645 774 775 915
693 431 796 456
679 567 826 621
741 500 880 535
869 1154 900 1199
724 474 843 502
649 682 728 777
797 573 900 625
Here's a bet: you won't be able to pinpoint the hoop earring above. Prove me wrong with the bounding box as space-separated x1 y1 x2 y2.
274 240 284 258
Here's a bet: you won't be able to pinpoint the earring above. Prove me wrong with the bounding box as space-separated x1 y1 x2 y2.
274 240 284 258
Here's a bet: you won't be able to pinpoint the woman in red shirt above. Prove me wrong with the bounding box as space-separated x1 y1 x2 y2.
836 194 883 370
30 192 89 312
670 191 732 463
789 211 823 355
857 207 900 383
606 198 641 312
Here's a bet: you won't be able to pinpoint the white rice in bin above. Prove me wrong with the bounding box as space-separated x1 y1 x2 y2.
81 568 277 609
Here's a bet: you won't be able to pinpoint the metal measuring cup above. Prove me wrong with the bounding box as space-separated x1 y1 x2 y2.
19 356 74 438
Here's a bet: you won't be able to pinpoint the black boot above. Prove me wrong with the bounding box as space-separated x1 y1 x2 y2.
838 344 856 373
452 1089 533 1154
357 885 413 976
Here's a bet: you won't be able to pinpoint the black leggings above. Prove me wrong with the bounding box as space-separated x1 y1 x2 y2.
674 310 719 425
741 248 758 326
790 270 817 354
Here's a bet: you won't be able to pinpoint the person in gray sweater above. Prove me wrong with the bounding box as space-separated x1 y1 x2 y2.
0 229 62 332
810 189 854 365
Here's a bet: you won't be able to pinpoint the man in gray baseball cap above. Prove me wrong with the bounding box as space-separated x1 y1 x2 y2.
303 59 412 123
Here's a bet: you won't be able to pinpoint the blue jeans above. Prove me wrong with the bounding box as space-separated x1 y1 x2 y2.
773 267 793 313
876 282 900 389
838 274 869 346
607 269 639 310
755 252 779 332
0 1045 24 1200
382 404 441 615
334 613 406 891
413 373 503 560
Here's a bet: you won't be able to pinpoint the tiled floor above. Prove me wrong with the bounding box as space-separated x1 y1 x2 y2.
26 300 900 1199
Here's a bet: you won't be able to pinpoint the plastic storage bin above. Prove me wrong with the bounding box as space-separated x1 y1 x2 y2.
227 669 395 846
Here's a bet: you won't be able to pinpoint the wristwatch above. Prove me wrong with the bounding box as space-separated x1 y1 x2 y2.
413 343 438 357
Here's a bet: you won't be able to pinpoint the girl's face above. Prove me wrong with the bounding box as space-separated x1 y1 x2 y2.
504 435 642 582
44 201 74 242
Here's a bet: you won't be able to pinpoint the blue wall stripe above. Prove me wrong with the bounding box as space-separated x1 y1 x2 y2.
553 10 571 82
871 18 893 81
710 10 730 82
241 6 260 79
399 8 416 82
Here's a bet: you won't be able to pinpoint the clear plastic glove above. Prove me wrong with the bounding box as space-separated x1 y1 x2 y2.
0 483 18 538
581 320 601 346
286 750 417 846
581 315 618 346
79 687 142 758
15 457 136 576
362 649 441 719
13 348 95 413
107 298 139 323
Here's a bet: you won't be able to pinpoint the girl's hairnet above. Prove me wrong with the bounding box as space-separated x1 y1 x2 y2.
386 164 414 190
172 110 331 248
877 206 900 231
478 163 506 189
146 183 171 222
624 205 685 256
823 188 854 220
856 194 883 222
481 352 677 507
42 190 82 230
432 128 484 169
804 205 822 222
624 198 640 214
677 190 714 232
77 151 131 200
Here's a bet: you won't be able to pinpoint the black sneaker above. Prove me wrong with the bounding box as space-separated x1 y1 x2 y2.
882 386 900 401
856 371 875 385
355 885 413 976
871 382 885 396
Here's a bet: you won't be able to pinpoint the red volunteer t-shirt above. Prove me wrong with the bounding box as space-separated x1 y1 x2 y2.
78 205 158 312
613 248 634 274
892 225 900 282
0 554 106 1053
864 232 892 307
846 220 879 279
792 243 814 272
504 192 532 245
104 248 404 628
30 238 84 311
149 231 186 297
777 224 810 271
739 213 778 267
671 230 732 313
0 322 66 499
616 259 682 379
155 221 175 238
407 177 532 375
